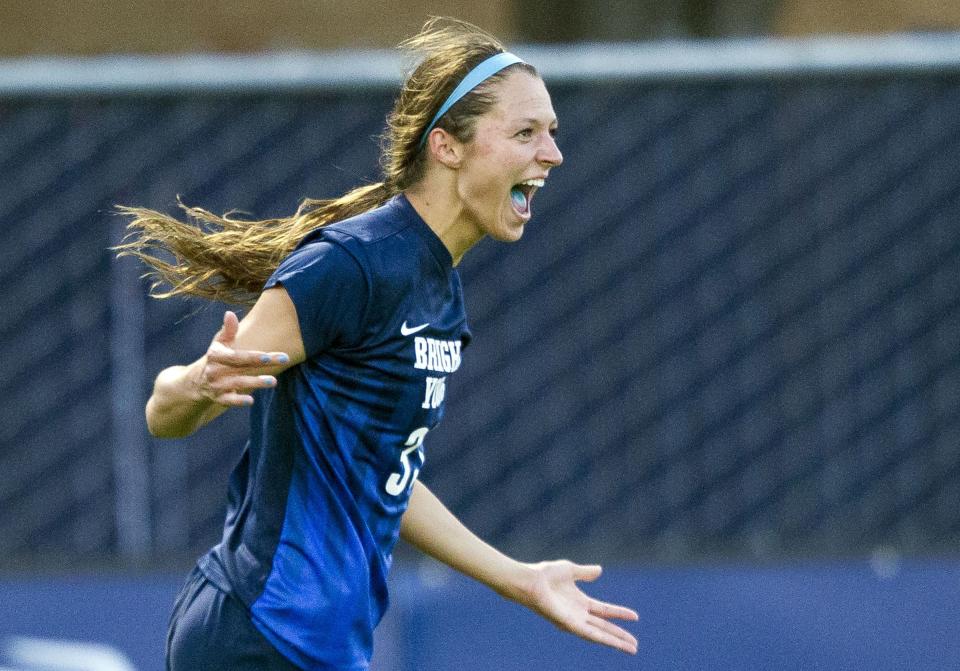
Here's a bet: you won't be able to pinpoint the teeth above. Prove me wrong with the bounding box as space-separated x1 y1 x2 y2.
519 178 545 187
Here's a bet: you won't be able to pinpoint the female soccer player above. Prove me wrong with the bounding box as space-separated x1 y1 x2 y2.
120 18 638 671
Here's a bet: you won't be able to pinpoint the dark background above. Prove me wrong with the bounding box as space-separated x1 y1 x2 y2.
2 70 958 569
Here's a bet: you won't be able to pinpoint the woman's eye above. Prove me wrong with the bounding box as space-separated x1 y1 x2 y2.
516 128 533 138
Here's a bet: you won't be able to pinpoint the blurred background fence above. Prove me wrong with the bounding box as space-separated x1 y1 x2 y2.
1 36 959 569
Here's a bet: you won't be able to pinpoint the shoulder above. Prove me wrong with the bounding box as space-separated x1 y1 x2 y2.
265 237 371 356
298 195 416 252
317 196 434 288
282 197 423 291
269 235 367 290
279 194 448 319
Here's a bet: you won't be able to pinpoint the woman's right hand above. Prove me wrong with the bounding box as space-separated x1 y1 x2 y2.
148 289 304 438
192 310 291 407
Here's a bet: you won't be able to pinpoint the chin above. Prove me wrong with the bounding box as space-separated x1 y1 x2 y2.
487 208 529 242
490 223 526 243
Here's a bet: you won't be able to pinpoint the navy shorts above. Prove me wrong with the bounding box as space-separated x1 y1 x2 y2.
166 566 301 671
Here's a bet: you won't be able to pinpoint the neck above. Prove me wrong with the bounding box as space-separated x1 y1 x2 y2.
404 179 482 267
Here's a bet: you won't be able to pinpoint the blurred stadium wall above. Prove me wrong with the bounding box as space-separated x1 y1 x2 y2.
777 0 960 36
0 1 516 55
1 29 960 671
3 0 960 55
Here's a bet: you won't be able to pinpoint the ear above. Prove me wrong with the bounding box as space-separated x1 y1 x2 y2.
426 128 464 169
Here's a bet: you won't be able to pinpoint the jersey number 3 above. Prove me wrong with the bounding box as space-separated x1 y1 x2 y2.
385 427 428 496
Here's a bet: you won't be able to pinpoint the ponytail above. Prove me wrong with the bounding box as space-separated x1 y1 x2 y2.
115 182 392 306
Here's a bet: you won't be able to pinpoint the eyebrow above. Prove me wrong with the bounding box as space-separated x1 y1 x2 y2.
516 117 558 127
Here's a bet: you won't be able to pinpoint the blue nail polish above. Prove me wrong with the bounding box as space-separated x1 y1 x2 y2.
277 354 289 364
260 376 276 386
260 354 270 364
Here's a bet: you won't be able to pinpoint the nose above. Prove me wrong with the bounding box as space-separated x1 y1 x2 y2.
538 133 563 168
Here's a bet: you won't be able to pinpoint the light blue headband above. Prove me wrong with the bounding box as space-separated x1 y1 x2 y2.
418 51 524 150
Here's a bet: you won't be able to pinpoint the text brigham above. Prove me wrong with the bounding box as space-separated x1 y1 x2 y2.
413 337 462 373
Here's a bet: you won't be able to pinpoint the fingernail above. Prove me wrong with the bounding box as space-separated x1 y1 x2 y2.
244 397 254 406
260 376 276 387
260 354 271 364
277 354 289 364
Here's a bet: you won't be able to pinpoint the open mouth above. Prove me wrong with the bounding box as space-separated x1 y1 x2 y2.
510 178 544 218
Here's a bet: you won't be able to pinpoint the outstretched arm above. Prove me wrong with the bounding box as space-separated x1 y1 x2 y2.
146 287 305 438
400 481 638 655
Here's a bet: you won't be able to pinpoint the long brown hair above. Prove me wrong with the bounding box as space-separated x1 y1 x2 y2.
115 17 537 305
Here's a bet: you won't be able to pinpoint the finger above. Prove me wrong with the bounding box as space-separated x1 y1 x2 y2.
589 598 639 621
585 615 638 655
210 374 277 393
573 563 602 582
208 348 290 368
260 351 292 366
214 310 240 345
213 390 256 407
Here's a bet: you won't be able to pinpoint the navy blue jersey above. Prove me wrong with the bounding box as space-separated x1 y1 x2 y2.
198 194 471 670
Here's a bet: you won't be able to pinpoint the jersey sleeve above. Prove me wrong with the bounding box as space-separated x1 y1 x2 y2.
264 240 368 357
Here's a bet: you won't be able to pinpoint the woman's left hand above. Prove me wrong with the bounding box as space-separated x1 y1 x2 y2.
519 560 638 655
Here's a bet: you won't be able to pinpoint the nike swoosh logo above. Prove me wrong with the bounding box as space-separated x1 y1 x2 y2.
400 321 430 336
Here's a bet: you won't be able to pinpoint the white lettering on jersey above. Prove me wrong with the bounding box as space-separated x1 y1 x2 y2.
414 337 428 369
413 337 462 373
422 376 446 409
385 427 428 496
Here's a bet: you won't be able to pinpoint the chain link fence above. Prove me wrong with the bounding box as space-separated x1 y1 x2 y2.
2 44 959 566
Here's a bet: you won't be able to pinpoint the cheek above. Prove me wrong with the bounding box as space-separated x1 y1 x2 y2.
464 151 510 196
461 138 525 203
